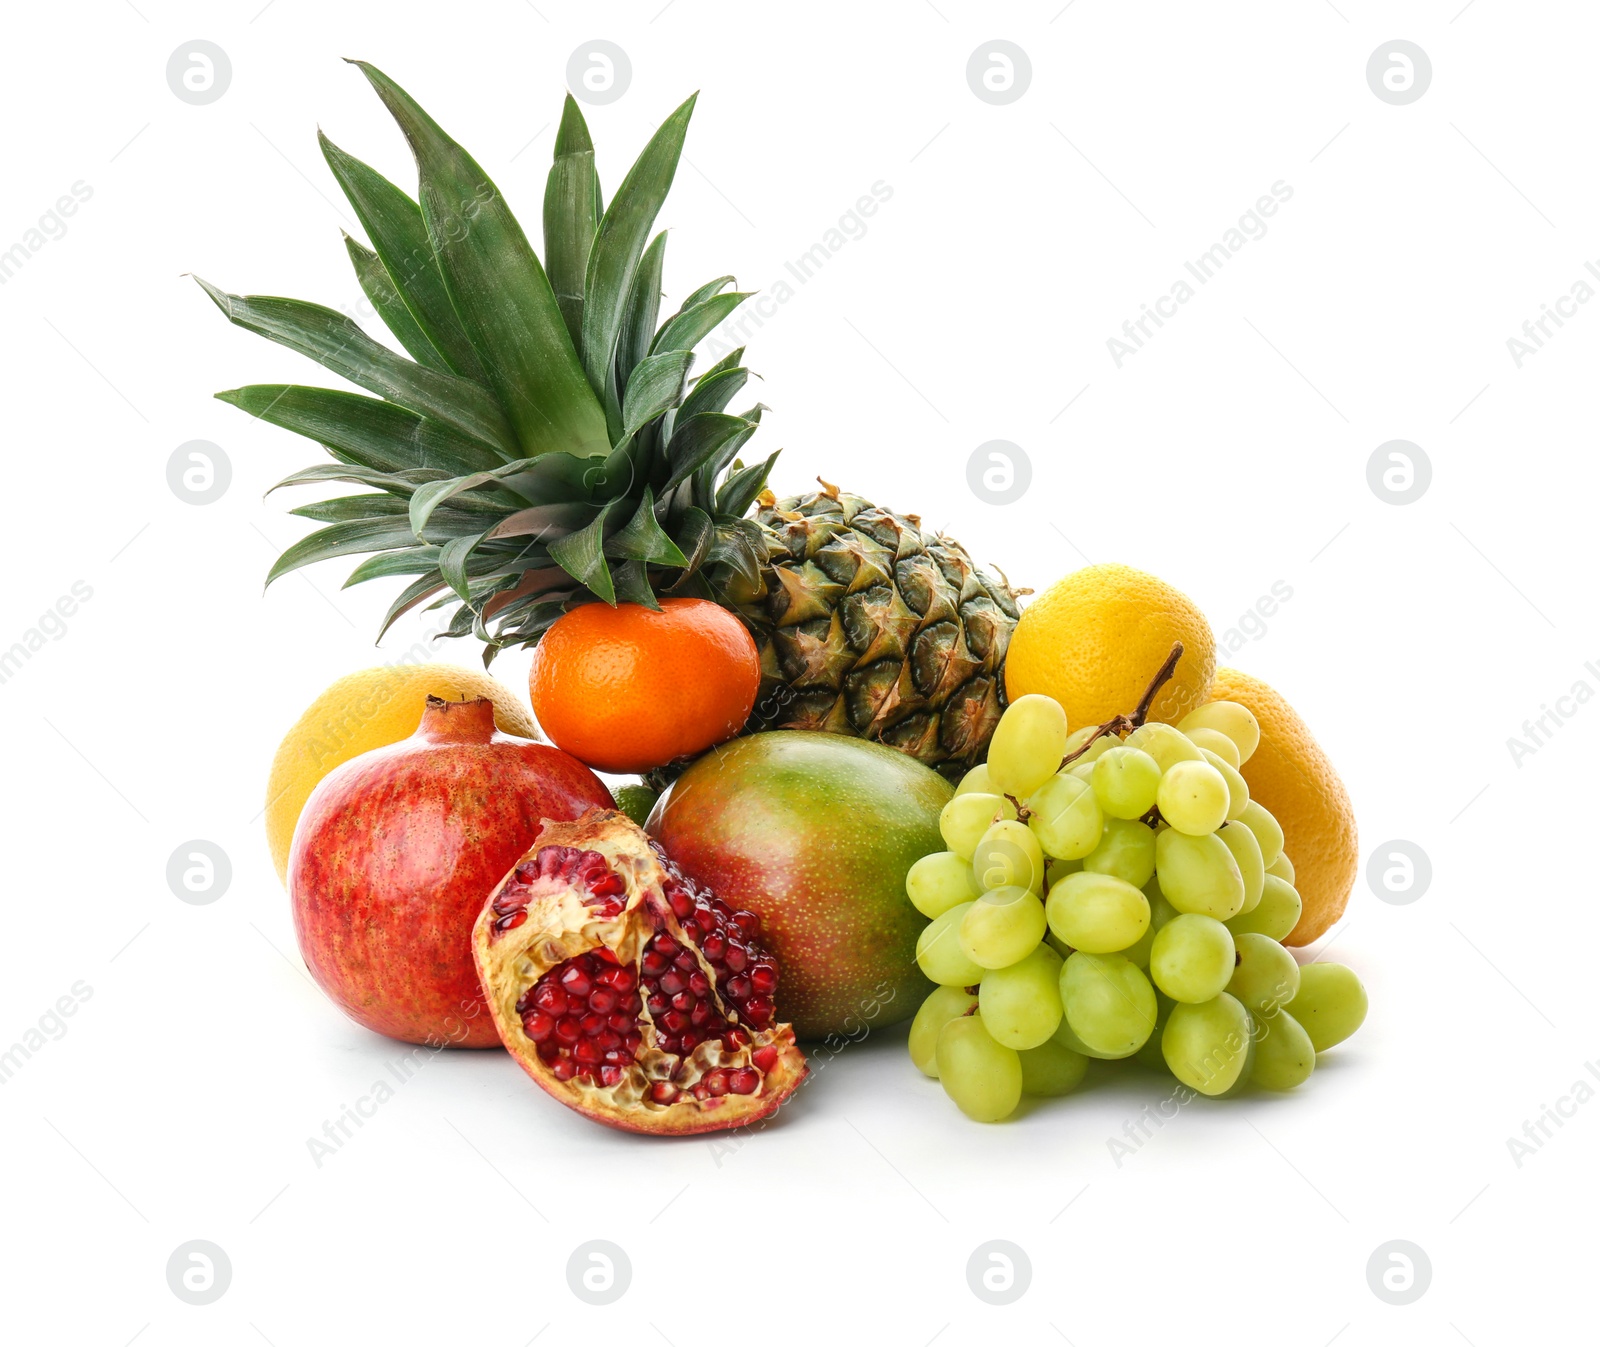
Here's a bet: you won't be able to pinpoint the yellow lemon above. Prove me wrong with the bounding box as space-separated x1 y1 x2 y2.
1208 668 1357 946
265 663 539 884
1005 564 1216 728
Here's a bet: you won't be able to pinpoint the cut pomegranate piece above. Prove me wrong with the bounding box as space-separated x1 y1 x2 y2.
473 809 808 1136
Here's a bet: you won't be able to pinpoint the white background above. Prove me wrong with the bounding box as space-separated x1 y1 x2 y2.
2 1 1593 1343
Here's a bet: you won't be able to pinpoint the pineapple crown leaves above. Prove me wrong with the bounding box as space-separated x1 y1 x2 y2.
201 61 778 661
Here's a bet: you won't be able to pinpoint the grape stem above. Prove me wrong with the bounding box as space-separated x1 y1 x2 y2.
1002 793 1032 822
1057 641 1185 769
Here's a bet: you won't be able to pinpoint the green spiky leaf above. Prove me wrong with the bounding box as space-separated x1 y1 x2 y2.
195 278 517 456
604 486 688 568
342 234 451 372
351 62 609 459
548 500 618 604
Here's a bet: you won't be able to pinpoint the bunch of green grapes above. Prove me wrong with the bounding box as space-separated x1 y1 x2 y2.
905 692 1368 1122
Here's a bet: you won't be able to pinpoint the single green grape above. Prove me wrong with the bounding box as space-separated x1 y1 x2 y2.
1265 851 1295 884
906 850 982 919
939 791 1017 860
1027 772 1104 860
1018 1039 1089 1095
1228 932 1301 1015
1124 722 1204 772
1090 745 1162 819
1045 871 1150 953
936 1015 1023 1121
1236 799 1284 869
1155 828 1245 919
972 818 1046 894
1064 725 1121 763
955 763 995 796
1179 701 1260 763
1249 1009 1316 1090
1199 748 1250 821
1216 820 1265 913
1185 725 1241 768
1156 760 1231 836
1060 951 1157 1057
979 945 1064 1048
1286 963 1368 1051
1226 875 1301 941
987 693 1069 798
908 985 978 1076
1082 818 1158 887
959 886 1047 969
1148 912 1235 1003
1162 993 1254 1096
915 902 984 985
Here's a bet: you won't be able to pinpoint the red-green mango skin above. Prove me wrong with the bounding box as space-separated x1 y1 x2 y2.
647 732 949 1041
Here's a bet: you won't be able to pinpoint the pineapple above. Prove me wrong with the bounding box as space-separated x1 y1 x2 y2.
203 62 1019 778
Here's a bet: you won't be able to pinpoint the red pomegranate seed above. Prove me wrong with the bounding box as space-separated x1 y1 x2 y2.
595 1029 622 1053
674 950 697 973
652 933 678 954
574 1038 603 1066
744 996 773 1025
555 1018 581 1046
551 1058 578 1082
537 1041 559 1063
493 910 528 932
723 1028 750 1050
659 970 687 997
705 1070 731 1097
701 933 726 960
669 890 694 919
599 966 635 991
603 1048 630 1066
689 1000 712 1027
607 1011 633 1034
726 976 752 1001
599 1065 625 1087
580 1012 606 1037
588 986 618 1015
670 990 694 1013
661 1010 690 1035
560 965 593 998
649 1081 678 1105
752 1045 779 1072
728 1068 759 1095
680 1029 702 1051
521 1011 554 1042
691 1083 710 1101
732 911 761 938
750 965 778 993
533 983 567 1017
641 950 669 976
624 992 643 1015
646 993 670 1017
688 970 710 997
724 945 748 973
592 946 620 964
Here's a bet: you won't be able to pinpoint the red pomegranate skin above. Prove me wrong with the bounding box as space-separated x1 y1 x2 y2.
648 732 951 1041
289 697 615 1047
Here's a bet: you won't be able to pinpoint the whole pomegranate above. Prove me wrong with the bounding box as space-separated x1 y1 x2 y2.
647 732 951 1040
473 809 807 1134
289 696 614 1047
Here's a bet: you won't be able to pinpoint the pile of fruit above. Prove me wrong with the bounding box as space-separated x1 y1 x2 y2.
907 649 1366 1122
212 63 1366 1139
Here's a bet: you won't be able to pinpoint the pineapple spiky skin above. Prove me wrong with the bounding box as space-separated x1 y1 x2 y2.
737 486 1020 781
